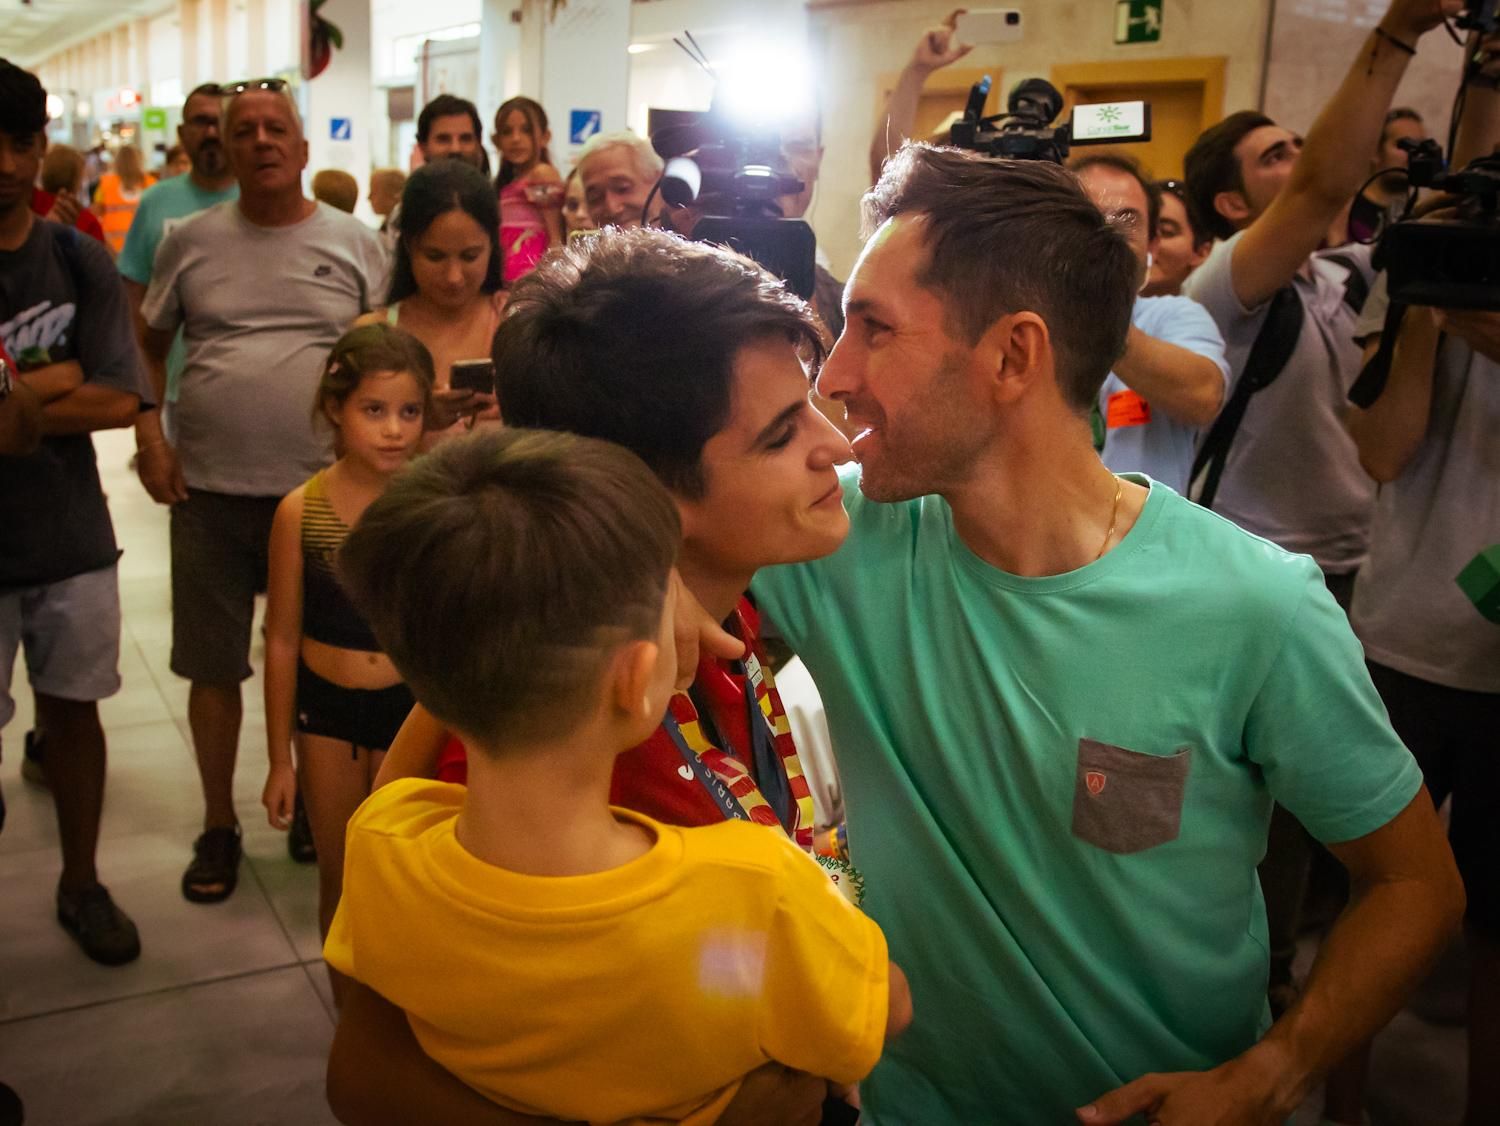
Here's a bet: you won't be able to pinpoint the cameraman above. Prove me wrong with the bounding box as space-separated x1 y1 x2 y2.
1072 154 1228 493
1345 37 1500 1122
1348 107 1427 241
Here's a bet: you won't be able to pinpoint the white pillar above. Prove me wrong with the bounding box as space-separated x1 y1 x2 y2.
245 0 268 78
208 0 230 82
179 0 200 89
303 0 375 219
539 0 629 172
478 0 522 117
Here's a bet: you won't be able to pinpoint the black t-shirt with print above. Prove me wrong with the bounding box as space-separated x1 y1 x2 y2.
0 217 149 589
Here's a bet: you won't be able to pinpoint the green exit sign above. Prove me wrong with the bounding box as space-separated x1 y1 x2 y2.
1115 0 1162 44
143 107 168 130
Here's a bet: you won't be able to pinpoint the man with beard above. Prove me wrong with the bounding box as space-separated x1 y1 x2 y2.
119 84 238 440
383 95 490 251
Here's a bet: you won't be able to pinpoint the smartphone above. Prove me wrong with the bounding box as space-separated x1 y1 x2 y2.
449 359 496 397
954 8 1024 45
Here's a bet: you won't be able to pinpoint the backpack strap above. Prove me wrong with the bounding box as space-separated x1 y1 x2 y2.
1189 284 1304 510
1321 250 1371 316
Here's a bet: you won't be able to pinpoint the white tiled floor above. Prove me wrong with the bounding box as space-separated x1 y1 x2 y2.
0 430 1471 1124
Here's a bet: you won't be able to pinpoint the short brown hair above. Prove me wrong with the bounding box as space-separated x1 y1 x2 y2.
1069 151 1161 240
338 430 681 748
314 323 436 425
40 144 84 195
863 144 1137 414
496 227 824 498
312 169 359 213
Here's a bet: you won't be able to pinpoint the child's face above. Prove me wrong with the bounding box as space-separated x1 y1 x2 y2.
331 369 425 474
495 109 543 168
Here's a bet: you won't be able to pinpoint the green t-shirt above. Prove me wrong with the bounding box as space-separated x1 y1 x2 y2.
116 174 239 403
751 471 1421 1124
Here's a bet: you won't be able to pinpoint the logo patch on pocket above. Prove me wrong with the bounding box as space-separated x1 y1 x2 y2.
1085 770 1107 796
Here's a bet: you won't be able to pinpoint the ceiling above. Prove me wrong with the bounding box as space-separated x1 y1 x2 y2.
1 0 172 70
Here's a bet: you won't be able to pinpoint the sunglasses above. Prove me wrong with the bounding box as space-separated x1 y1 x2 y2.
207 78 289 97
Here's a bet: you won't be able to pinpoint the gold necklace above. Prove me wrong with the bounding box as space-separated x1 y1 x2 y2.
1096 476 1122 561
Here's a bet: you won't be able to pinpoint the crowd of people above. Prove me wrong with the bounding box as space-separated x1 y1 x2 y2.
2 0 1499 1121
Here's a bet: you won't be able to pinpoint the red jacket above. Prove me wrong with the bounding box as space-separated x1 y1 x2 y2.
31 187 106 243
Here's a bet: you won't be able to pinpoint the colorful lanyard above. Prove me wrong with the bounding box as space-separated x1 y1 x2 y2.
662 646 795 833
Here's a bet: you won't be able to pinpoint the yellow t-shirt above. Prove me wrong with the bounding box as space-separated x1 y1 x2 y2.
324 778 890 1122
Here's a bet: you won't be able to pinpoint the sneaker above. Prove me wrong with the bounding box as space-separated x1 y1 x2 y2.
56 882 141 966
287 792 317 864
20 729 46 788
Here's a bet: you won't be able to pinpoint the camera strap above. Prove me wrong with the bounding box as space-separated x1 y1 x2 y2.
1348 298 1409 409
1190 284 1304 510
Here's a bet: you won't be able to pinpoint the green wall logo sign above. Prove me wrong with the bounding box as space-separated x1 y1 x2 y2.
143 107 168 130
1115 0 1163 44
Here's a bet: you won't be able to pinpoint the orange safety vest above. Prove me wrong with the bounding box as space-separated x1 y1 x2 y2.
96 172 155 254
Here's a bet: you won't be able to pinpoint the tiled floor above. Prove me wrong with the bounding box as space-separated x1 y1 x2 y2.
0 430 1472 1124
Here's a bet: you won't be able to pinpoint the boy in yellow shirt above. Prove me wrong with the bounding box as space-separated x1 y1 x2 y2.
327 429 910 1122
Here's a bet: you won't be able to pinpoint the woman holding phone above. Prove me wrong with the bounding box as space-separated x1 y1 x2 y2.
355 160 505 433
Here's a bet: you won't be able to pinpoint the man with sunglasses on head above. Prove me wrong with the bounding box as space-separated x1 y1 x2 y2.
133 78 388 907
1144 179 1214 299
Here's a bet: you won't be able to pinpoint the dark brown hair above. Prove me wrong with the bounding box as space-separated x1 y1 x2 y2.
338 430 681 748
313 323 436 425
1183 110 1274 242
495 227 825 498
863 144 1137 415
494 96 552 189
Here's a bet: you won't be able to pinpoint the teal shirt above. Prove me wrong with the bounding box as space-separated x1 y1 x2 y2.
751 473 1421 1124
117 174 239 403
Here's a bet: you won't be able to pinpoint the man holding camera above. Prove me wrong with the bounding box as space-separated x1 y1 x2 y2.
1345 36 1500 1122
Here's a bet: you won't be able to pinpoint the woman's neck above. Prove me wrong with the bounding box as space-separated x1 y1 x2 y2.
403 290 492 326
675 552 752 625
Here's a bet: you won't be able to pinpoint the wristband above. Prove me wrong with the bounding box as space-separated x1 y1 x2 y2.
1374 25 1416 56
0 356 11 402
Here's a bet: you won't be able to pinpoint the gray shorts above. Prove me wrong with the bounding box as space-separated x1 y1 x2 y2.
0 565 122 728
170 489 280 685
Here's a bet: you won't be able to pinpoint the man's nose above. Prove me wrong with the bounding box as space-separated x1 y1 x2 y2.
815 336 855 402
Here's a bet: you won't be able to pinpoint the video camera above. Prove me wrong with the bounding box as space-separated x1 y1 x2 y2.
949 76 1152 164
651 94 817 299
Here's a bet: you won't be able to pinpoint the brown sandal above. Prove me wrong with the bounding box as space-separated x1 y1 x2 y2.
182 825 242 903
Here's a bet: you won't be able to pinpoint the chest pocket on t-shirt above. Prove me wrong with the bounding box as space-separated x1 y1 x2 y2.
1071 739 1191 855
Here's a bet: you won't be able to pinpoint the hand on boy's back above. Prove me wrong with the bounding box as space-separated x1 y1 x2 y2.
45 189 81 227
715 1064 827 1126
671 570 745 689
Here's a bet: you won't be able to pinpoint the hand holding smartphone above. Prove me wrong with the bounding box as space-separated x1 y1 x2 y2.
448 359 496 397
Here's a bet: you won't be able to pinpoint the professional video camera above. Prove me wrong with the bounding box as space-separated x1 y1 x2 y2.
651 107 816 299
648 36 817 298
949 75 1152 164
1350 3 1500 407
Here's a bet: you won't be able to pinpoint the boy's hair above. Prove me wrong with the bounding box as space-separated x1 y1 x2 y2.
1183 110 1275 242
41 144 84 195
339 430 682 748
0 59 47 139
1068 152 1162 241
495 227 824 498
863 144 1137 416
312 169 359 213
314 323 436 425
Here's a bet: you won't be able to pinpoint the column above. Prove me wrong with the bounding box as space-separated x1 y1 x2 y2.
303 0 375 218
179 0 200 89
208 0 230 84
478 0 522 119
245 0 268 78
540 0 629 172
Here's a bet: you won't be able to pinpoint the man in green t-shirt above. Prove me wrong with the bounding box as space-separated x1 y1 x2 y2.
117 83 238 421
748 144 1464 1124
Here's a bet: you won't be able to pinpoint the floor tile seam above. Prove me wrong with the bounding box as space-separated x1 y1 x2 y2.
242 845 307 956
0 960 307 1029
300 961 338 1027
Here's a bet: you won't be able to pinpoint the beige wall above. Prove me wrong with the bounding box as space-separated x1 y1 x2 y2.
805 0 1274 278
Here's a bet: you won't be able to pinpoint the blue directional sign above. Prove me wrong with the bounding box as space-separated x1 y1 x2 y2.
569 109 601 145
330 117 352 141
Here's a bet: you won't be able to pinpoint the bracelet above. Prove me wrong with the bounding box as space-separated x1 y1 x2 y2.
1374 25 1416 56
136 437 168 452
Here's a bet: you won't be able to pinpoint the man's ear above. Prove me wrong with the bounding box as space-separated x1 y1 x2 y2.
611 639 662 723
1214 188 1250 230
1189 239 1213 269
979 311 1050 406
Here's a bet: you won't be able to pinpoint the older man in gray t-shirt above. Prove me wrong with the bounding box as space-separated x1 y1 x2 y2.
134 85 387 905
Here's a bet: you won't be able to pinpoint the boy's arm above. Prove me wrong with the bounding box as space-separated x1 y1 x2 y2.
0 376 43 456
372 702 449 789
1346 308 1440 483
329 983 829 1126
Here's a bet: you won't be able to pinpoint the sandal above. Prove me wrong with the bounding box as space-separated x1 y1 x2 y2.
182 825 242 903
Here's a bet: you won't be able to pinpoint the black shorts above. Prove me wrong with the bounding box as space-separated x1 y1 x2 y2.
296 662 413 756
1368 660 1500 938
